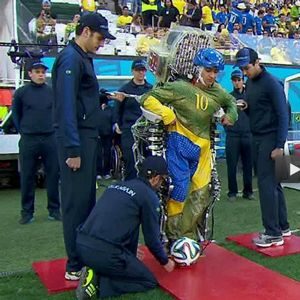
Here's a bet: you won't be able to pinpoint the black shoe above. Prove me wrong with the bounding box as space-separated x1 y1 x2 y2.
76 267 99 299
48 211 62 221
227 195 237 202
19 215 34 225
243 194 255 200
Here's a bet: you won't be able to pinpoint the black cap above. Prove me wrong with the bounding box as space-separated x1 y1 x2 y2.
29 61 48 70
234 47 259 68
131 59 147 70
79 12 116 40
140 156 168 176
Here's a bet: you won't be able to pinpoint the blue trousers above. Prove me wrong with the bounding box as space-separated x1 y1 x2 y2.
225 133 253 197
77 233 157 298
253 133 289 236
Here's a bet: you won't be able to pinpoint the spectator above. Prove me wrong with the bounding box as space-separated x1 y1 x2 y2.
75 156 175 299
254 9 264 35
113 59 153 180
290 1 300 21
240 4 255 34
120 0 142 15
81 0 96 12
136 26 160 55
225 69 253 202
234 47 290 248
52 13 116 281
215 5 228 24
201 0 214 30
158 0 180 28
280 3 291 17
64 14 81 44
117 5 133 28
12 61 61 225
141 0 159 27
262 6 276 34
227 2 243 33
130 14 143 34
180 0 202 28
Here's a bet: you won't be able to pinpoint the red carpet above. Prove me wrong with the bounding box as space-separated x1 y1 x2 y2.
143 243 300 300
226 233 300 257
33 244 300 298
32 258 78 293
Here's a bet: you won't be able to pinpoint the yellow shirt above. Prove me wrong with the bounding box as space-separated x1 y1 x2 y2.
202 6 213 25
117 15 133 27
136 36 160 55
82 0 96 12
0 106 8 121
173 0 185 14
280 7 290 16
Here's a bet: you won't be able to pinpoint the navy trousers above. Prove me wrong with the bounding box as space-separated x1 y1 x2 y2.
57 133 98 272
19 133 60 217
225 133 253 197
253 133 289 236
121 129 137 180
77 234 157 298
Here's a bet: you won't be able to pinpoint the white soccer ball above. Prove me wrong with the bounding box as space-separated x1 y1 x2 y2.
170 237 201 266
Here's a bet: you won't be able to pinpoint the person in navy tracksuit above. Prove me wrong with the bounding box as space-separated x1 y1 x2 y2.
75 156 175 299
224 69 253 201
12 61 60 225
52 13 116 280
113 59 152 180
235 48 290 248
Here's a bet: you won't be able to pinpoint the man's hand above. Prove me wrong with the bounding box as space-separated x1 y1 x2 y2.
271 148 284 160
114 123 122 134
221 115 233 126
66 157 81 171
236 99 248 110
108 92 126 102
136 245 145 261
164 258 176 272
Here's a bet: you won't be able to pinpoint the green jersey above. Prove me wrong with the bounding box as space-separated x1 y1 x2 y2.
141 80 238 140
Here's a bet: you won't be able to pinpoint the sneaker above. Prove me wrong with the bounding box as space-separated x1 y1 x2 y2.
103 174 111 180
48 211 62 221
19 215 34 225
282 228 292 237
243 194 255 200
252 233 284 248
96 175 102 180
65 270 82 281
76 267 99 300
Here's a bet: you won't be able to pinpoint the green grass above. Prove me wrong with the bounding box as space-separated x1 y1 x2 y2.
0 161 300 299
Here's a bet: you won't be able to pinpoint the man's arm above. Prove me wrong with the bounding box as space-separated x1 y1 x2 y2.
270 79 289 149
140 192 169 266
140 83 177 125
52 53 81 158
11 88 23 133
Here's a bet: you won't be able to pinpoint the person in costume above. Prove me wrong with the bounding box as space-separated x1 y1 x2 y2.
140 48 238 242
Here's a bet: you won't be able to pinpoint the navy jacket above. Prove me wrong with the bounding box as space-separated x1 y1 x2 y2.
225 87 251 136
244 66 288 148
78 177 168 265
12 82 54 135
114 79 152 130
52 41 99 157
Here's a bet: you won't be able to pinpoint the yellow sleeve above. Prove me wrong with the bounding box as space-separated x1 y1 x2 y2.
143 96 176 125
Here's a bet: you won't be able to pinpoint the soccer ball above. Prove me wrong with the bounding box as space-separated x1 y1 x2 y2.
170 237 201 266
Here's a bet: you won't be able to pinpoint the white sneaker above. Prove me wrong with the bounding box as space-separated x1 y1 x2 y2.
96 175 102 180
65 270 82 281
103 174 111 180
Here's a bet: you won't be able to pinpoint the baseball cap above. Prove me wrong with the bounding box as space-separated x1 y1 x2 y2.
29 61 48 70
79 12 116 40
234 47 259 68
140 156 168 176
231 69 243 79
131 59 147 70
